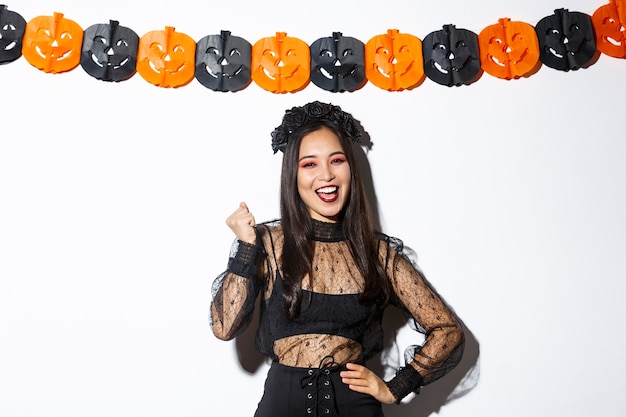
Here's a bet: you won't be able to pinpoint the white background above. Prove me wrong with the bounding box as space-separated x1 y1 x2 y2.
1 0 625 416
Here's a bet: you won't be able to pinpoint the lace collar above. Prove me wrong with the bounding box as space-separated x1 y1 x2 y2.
312 219 346 242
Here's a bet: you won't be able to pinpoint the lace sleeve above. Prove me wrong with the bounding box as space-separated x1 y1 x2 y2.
382 236 465 402
210 239 265 341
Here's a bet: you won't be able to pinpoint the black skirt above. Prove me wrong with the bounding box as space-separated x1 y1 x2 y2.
254 361 384 417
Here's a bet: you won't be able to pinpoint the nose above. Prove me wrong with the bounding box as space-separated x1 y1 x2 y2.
318 163 335 182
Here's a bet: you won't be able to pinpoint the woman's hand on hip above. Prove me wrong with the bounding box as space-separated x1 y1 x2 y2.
340 363 396 404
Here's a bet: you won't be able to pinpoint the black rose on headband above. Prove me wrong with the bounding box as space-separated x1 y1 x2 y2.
271 101 361 153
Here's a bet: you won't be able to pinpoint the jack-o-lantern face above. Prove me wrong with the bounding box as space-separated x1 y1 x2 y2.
310 32 366 92
0 5 26 64
137 26 196 88
251 32 310 93
592 0 626 58
365 29 424 91
22 12 83 73
422 24 481 86
478 18 540 79
535 8 597 71
195 30 251 92
80 20 139 82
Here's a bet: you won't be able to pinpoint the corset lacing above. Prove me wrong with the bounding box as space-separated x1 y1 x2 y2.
300 355 340 416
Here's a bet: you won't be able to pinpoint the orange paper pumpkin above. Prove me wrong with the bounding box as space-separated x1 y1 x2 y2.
251 32 310 93
22 12 83 73
592 0 626 58
478 18 540 79
365 29 424 91
136 26 196 88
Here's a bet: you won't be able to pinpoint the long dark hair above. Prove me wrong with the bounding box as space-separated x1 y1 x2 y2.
279 120 390 319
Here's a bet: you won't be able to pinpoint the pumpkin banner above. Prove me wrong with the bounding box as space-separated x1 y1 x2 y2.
2 2 625 92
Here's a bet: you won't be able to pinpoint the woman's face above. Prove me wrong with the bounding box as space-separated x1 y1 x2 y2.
297 127 351 223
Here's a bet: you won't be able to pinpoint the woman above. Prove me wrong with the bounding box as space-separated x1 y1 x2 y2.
211 101 464 416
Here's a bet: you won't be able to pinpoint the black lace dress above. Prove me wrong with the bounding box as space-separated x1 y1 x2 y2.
211 219 464 416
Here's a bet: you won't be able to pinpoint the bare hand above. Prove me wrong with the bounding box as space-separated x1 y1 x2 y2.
340 363 396 404
225 202 256 244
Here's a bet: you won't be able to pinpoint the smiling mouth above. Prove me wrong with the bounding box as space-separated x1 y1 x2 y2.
316 186 338 202
317 186 337 194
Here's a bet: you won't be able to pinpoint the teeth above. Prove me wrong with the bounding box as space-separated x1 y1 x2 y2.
316 186 337 194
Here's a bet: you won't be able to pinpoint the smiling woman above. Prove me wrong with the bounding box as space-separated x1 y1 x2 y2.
210 101 465 417
296 127 352 223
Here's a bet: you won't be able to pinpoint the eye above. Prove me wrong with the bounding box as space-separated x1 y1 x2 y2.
331 157 346 164
300 161 316 168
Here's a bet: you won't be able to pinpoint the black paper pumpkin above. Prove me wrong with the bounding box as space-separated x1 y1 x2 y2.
195 30 251 92
310 32 366 92
422 24 482 86
535 8 597 71
80 20 139 82
0 5 26 64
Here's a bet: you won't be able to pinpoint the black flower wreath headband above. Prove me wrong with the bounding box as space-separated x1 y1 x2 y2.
271 101 361 154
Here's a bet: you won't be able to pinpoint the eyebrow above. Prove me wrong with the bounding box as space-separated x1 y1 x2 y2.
298 151 346 162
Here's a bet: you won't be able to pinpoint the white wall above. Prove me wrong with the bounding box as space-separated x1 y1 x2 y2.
1 1 625 416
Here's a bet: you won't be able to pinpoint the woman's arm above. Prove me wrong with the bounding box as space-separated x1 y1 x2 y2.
210 203 265 340
384 238 465 402
210 240 264 340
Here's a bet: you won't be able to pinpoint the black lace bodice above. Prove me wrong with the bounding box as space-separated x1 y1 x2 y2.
210 219 464 401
